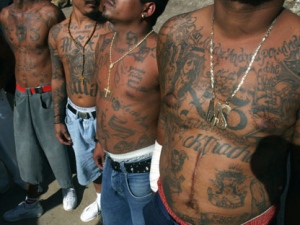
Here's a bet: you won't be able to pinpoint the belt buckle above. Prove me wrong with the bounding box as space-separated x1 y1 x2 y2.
78 111 89 119
33 86 43 94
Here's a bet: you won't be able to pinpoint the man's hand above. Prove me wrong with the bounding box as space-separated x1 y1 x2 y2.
93 142 105 170
54 123 72 145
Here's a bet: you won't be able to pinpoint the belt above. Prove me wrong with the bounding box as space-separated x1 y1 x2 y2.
67 104 96 120
16 84 51 95
109 157 151 173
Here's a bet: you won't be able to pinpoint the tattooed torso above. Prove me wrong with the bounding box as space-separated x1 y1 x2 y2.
0 2 65 87
158 6 300 225
95 31 160 154
49 17 113 107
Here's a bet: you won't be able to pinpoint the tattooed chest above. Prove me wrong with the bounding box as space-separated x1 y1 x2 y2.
5 13 45 46
165 74 299 134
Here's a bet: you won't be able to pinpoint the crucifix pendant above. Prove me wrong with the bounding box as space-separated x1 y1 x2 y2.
104 87 111 98
79 76 85 85
206 99 231 130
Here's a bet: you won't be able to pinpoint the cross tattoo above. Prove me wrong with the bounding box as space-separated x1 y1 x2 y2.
104 87 111 97
79 76 85 85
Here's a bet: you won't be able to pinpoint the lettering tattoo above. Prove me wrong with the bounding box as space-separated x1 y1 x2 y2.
160 13 300 139
108 115 135 139
105 95 155 151
127 66 146 91
155 11 300 225
66 80 97 97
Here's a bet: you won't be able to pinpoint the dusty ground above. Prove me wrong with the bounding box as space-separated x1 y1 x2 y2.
0 1 300 225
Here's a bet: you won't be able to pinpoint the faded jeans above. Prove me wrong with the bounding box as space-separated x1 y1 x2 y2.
101 155 152 225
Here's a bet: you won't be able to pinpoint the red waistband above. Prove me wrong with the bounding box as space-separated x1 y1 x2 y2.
16 84 51 94
157 179 277 225
158 179 189 225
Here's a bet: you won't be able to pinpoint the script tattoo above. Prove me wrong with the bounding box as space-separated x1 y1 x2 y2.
183 134 252 163
61 36 72 53
66 80 97 97
108 115 135 139
127 66 147 92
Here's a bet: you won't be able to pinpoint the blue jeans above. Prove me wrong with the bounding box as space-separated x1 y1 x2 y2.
101 156 152 225
65 102 101 185
143 192 179 225
14 89 73 188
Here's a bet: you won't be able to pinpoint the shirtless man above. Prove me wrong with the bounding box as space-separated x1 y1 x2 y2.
143 0 300 224
49 0 113 222
0 0 77 222
93 0 169 224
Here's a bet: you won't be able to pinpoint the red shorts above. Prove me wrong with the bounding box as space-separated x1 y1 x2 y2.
158 179 277 225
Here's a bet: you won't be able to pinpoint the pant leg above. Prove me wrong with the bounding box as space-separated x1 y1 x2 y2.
143 192 177 225
14 91 45 184
101 159 132 225
0 159 9 193
125 171 152 225
29 92 73 189
0 89 23 185
65 107 101 186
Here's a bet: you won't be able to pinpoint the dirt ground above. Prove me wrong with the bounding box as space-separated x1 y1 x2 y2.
0 1 299 225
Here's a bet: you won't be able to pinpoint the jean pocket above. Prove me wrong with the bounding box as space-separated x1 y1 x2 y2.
126 173 152 199
39 92 52 109
65 113 75 125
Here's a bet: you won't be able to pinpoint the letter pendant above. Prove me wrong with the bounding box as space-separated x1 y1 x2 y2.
206 99 231 129
206 98 215 122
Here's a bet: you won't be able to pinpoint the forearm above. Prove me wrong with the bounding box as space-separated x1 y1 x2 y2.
52 79 67 124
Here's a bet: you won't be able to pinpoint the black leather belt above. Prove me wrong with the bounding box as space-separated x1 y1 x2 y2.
109 157 151 173
67 104 96 120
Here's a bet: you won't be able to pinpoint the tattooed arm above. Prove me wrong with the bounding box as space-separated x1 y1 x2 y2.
285 113 300 225
46 4 66 29
49 23 71 145
0 30 14 89
156 19 173 145
93 34 108 169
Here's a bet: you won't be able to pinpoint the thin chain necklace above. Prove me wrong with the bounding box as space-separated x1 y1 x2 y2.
104 30 154 98
68 15 97 84
206 14 278 129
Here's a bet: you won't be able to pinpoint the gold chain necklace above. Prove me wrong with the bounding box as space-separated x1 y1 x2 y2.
206 14 277 130
68 15 97 84
104 30 154 98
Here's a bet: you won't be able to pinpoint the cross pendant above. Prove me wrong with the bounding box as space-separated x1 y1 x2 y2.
104 87 111 97
79 76 84 85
